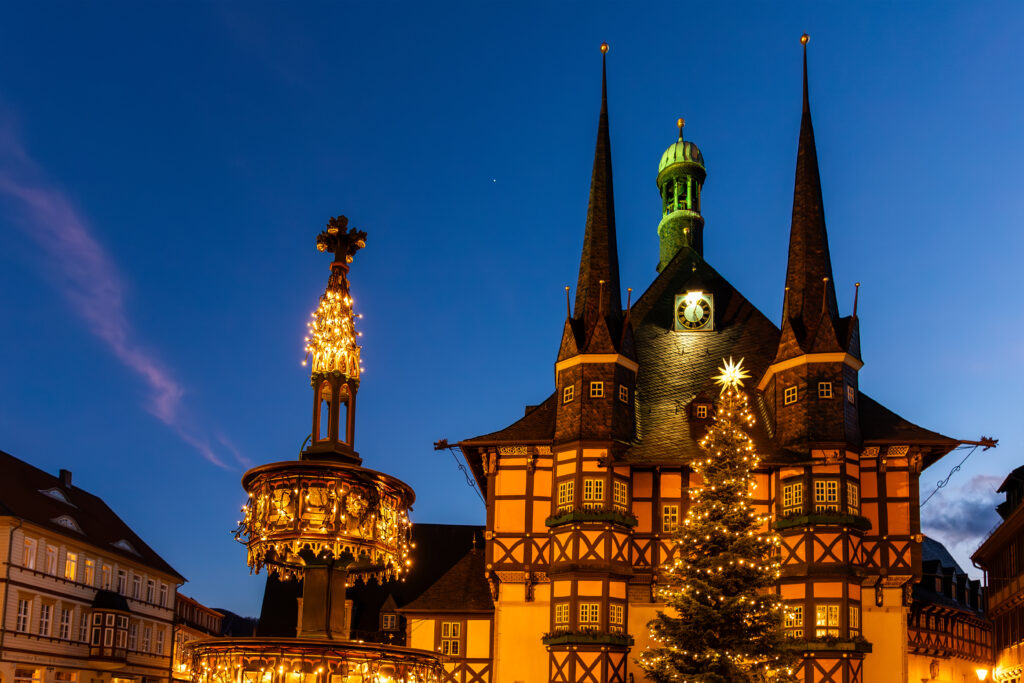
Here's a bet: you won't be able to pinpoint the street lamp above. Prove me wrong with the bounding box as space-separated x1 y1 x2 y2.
976 668 989 681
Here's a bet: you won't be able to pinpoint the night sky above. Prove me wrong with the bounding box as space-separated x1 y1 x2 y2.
2 3 1021 616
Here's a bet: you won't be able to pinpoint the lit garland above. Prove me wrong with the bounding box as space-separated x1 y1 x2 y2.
304 271 363 380
186 638 441 683
236 462 414 583
639 358 798 682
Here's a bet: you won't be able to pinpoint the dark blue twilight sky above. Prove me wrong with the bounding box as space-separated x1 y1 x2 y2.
1 3 1021 616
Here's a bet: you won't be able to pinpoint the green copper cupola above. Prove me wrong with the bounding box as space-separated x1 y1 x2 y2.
656 118 706 269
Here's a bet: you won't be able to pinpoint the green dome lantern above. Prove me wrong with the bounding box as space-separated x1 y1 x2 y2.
656 118 707 270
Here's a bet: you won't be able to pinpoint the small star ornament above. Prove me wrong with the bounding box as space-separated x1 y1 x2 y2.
713 357 751 392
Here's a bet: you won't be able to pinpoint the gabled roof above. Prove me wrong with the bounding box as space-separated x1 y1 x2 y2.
399 547 493 614
0 450 183 580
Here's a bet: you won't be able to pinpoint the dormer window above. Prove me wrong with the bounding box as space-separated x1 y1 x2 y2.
52 516 83 533
111 539 139 556
784 386 798 405
693 403 710 419
39 488 74 505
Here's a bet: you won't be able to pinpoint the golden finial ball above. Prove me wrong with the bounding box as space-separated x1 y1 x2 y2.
600 42 609 54
800 33 810 45
677 117 685 130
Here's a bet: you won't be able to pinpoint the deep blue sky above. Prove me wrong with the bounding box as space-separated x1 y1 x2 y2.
1 3 1021 616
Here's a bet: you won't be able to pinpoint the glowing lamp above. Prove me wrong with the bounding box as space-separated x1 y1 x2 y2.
976 669 989 681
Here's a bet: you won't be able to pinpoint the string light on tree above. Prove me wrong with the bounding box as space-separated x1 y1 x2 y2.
639 358 797 683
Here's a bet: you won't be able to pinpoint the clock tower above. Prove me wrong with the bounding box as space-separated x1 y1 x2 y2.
656 118 706 269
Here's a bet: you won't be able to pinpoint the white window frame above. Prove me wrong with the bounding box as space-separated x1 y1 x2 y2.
784 385 798 405
557 480 574 512
814 480 839 513
39 603 52 637
818 381 833 399
59 608 71 640
381 613 397 631
22 538 37 570
579 603 600 631
612 480 628 512
589 381 604 398
662 504 680 533
155 628 164 655
128 622 137 650
64 552 78 581
554 602 569 631
45 546 58 575
132 575 141 600
609 604 624 633
846 481 860 515
146 579 155 603
117 569 127 594
782 482 803 516
16 599 30 633
562 384 575 404
79 612 89 642
143 625 151 652
784 605 804 639
815 604 840 638
101 565 111 590
582 478 604 510
84 558 95 586
159 584 168 607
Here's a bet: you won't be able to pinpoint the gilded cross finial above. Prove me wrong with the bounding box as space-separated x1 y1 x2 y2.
316 215 367 264
712 357 751 392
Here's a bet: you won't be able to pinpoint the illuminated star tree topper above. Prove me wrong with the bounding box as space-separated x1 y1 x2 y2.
712 356 751 392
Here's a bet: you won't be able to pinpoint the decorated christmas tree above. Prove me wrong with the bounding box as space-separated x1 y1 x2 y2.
639 358 797 683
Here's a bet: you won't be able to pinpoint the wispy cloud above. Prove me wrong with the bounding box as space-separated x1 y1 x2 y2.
0 124 235 469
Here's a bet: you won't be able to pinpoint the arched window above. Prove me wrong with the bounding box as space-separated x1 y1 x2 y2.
317 381 332 442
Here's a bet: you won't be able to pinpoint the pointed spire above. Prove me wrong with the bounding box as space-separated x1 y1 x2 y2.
777 34 841 360
573 42 622 336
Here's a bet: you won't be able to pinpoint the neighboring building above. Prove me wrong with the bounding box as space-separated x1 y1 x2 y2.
399 547 493 683
439 43 993 683
908 538 992 681
0 450 184 683
171 595 222 682
973 466 1024 682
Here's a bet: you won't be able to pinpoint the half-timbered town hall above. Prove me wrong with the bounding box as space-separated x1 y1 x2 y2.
410 39 994 683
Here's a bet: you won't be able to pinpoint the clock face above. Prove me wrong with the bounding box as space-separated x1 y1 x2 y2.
674 292 713 331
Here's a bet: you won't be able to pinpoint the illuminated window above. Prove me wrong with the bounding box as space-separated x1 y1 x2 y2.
784 605 803 638
618 385 629 403
22 537 37 570
101 565 111 590
609 604 624 632
846 481 860 515
64 552 78 581
554 603 569 631
846 384 856 404
563 385 575 403
557 481 574 512
14 669 40 683
382 613 397 631
849 605 860 636
784 386 798 405
16 599 30 633
694 404 709 419
782 482 803 516
45 546 58 575
612 480 629 512
39 603 52 637
814 480 839 512
440 621 461 655
583 479 604 510
579 603 600 631
590 381 604 398
662 505 679 533
84 559 95 586
60 609 71 640
818 382 833 399
815 604 840 637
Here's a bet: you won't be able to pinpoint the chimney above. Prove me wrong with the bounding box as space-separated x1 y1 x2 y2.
59 469 72 488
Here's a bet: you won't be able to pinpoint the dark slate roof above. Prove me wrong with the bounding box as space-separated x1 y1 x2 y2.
399 547 493 614
571 50 622 351
626 247 782 463
913 536 985 616
347 524 484 634
0 450 183 580
777 42 845 362
461 394 557 446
